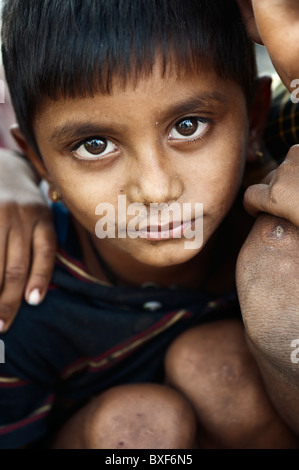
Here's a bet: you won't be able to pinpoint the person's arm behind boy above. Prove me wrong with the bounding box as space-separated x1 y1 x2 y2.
236 0 299 254
237 0 299 93
236 0 299 436
0 148 56 332
236 0 299 231
236 146 299 436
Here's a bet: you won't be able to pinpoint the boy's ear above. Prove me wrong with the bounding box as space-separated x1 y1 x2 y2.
10 125 52 183
246 75 272 163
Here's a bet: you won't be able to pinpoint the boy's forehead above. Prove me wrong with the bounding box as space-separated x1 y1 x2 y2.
38 60 241 115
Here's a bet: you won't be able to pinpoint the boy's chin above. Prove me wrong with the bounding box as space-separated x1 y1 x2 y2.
128 240 203 268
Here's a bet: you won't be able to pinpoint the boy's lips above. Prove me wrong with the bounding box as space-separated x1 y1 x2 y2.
145 220 181 232
137 219 196 240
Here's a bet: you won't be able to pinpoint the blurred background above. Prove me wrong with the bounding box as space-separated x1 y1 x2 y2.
256 44 275 75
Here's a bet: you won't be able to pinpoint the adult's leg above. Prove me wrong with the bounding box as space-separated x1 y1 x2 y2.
52 383 197 449
237 214 299 436
165 318 298 448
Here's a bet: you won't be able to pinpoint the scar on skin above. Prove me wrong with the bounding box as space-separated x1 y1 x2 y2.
273 225 285 238
258 217 297 245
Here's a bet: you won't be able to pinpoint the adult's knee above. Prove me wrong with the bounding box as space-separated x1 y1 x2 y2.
236 214 299 378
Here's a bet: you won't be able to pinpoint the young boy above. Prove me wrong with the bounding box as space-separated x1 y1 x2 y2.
0 0 298 449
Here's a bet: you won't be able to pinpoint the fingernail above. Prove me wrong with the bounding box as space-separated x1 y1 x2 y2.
0 319 5 332
27 289 41 306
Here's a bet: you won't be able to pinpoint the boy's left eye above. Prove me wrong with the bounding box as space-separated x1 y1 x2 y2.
169 117 208 141
72 137 117 159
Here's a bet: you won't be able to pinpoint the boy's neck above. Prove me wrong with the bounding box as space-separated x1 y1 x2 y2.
72 217 236 292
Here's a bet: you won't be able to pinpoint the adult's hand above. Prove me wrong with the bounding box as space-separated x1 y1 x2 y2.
0 149 57 332
244 145 299 227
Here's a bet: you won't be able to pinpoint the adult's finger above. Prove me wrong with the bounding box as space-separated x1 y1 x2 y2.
243 183 271 218
244 147 299 227
24 216 57 306
0 227 31 332
0 226 9 294
244 181 299 225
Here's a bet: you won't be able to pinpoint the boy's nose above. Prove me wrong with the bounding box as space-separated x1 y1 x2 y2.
127 149 183 205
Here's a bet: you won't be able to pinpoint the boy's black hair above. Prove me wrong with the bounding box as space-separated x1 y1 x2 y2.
1 0 256 151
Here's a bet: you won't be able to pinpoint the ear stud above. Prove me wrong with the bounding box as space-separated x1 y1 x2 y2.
51 189 62 203
255 150 264 162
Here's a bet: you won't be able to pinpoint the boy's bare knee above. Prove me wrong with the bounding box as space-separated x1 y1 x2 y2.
165 321 256 424
84 383 196 449
164 320 296 448
165 320 250 391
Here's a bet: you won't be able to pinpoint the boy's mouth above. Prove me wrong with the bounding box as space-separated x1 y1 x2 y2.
137 219 195 240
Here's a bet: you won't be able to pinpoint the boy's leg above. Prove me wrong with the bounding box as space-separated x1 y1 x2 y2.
165 318 299 448
236 214 299 437
52 383 197 449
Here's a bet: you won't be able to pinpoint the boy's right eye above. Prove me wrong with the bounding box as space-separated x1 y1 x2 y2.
169 117 209 142
72 137 118 160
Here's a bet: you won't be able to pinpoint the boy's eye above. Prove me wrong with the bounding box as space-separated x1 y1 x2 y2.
169 117 208 141
72 138 117 159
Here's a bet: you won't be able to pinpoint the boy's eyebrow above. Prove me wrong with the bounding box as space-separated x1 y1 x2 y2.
49 123 111 144
49 92 228 144
160 92 228 121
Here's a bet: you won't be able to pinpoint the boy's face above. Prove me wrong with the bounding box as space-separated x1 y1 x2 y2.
32 63 252 268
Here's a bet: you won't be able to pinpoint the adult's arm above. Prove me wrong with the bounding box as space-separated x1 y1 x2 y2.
0 148 56 332
236 148 299 435
237 0 299 92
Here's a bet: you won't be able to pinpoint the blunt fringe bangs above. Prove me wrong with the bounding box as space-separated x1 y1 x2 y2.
1 0 257 148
